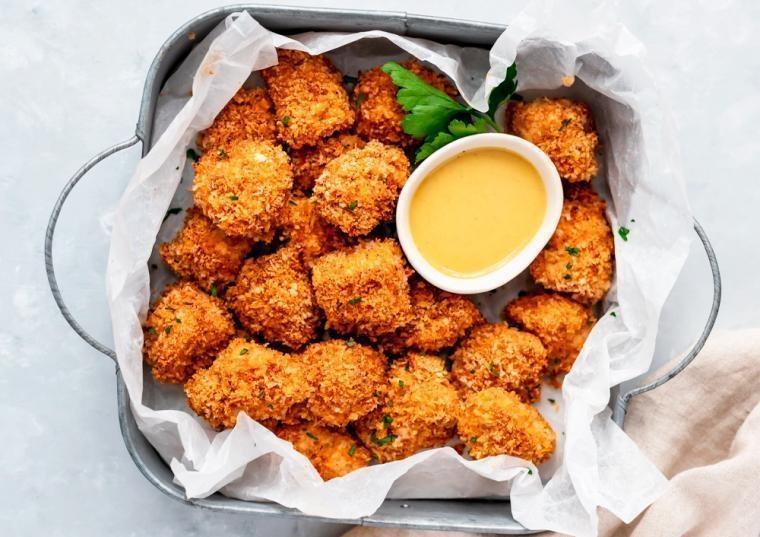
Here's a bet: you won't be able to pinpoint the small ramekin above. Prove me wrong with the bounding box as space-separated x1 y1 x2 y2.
395 133 563 295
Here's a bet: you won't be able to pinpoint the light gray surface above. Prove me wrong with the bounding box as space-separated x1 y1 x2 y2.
1 1 757 536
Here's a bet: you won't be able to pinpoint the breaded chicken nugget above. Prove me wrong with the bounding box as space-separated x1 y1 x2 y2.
505 292 595 384
529 184 613 304
185 339 311 429
458 387 555 464
311 239 412 338
262 50 355 149
192 139 292 241
143 281 235 384
301 340 387 427
356 353 459 462
226 247 320 349
312 141 410 236
290 133 365 192
450 323 548 403
354 60 457 147
196 87 276 153
379 278 484 354
507 97 599 183
159 208 251 291
279 192 346 265
278 423 371 480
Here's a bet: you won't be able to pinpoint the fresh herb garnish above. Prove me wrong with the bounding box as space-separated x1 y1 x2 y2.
164 326 172 334
371 432 397 446
488 362 501 377
348 444 357 456
354 92 368 108
305 431 318 441
565 262 573 269
239 348 249 356
147 327 157 335
348 296 362 305
610 311 617 317
398 380 405 388
470 436 478 443
373 390 382 397
382 414 393 427
347 200 358 211
527 468 533 475
229 195 239 201
486 62 518 119
559 118 572 131
186 148 200 162
281 115 291 127
163 207 182 222
175 318 182 324
217 148 228 159
565 246 580 256
563 273 572 280
618 226 630 241
210 283 218 297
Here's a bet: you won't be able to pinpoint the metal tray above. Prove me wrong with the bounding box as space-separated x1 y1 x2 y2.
44 5 722 534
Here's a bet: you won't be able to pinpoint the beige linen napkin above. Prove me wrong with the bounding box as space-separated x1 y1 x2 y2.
343 329 760 537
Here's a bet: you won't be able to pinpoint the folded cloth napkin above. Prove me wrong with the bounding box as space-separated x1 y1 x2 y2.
342 329 760 537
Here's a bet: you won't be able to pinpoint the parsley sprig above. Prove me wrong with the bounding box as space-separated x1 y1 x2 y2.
382 61 518 163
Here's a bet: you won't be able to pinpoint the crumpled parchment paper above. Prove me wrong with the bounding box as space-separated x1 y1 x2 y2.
105 1 692 534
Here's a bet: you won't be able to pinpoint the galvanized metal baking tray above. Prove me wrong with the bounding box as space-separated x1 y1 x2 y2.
45 5 722 534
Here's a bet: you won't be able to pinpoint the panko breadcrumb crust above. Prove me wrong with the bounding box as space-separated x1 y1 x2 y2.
192 139 293 241
312 141 410 237
196 87 276 152
159 208 251 291
143 281 235 384
356 354 459 463
451 323 548 403
310 239 413 338
529 184 613 304
458 387 556 464
507 97 599 183
185 339 311 429
277 423 371 480
279 192 346 265
353 60 458 147
505 292 595 385
262 50 355 148
226 247 320 350
301 340 388 428
290 134 365 192
379 278 484 354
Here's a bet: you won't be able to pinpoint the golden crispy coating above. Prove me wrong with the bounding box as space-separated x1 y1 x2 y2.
379 278 484 354
311 239 413 338
290 134 365 192
529 184 613 304
279 192 346 265
301 340 387 427
354 60 458 147
277 423 371 480
312 141 410 236
262 50 355 149
357 354 459 462
458 387 556 464
505 292 595 384
196 87 276 153
143 281 235 384
226 247 320 349
507 97 599 183
192 139 292 241
450 323 548 403
159 208 251 291
185 339 311 429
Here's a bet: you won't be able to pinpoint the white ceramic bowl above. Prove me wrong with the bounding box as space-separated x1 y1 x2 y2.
396 133 563 294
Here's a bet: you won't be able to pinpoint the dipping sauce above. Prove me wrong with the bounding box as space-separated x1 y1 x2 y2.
409 148 546 278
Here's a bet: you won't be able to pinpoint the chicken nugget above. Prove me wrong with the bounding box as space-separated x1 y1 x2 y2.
278 424 371 480
192 139 292 241
262 50 355 149
290 133 365 192
159 208 251 291
196 87 276 153
312 141 410 236
311 239 412 338
507 97 599 183
450 323 548 403
185 339 310 429
226 247 320 349
143 281 235 384
505 292 595 384
529 184 613 304
357 354 459 462
301 340 387 427
353 60 458 147
279 192 346 265
379 278 484 354
458 387 555 464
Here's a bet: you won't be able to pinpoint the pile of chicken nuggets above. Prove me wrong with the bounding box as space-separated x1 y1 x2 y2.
144 50 614 481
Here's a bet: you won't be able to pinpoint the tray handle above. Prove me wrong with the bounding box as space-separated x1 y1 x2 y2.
45 136 141 364
612 219 722 426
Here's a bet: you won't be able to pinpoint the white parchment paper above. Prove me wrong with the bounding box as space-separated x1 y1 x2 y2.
106 1 692 534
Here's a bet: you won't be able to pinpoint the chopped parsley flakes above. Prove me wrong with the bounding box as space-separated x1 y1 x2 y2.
371 432 397 446
348 444 357 457
348 296 362 305
618 226 630 241
565 246 580 256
